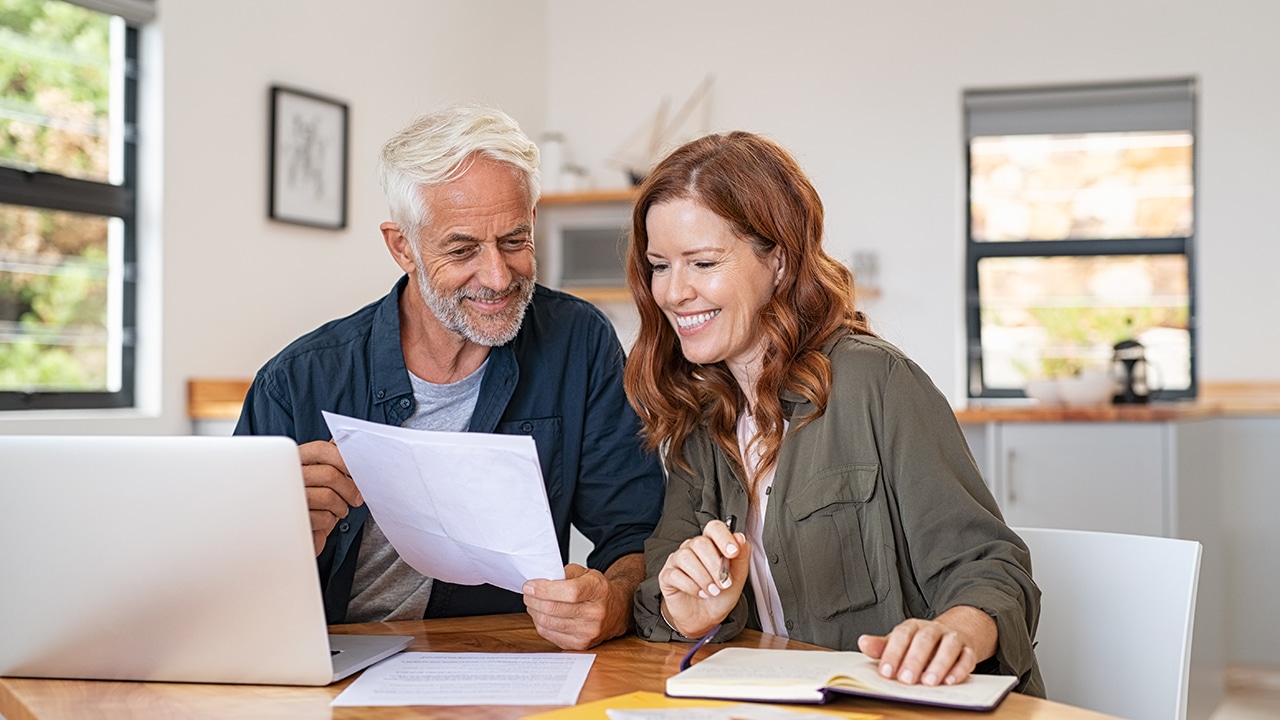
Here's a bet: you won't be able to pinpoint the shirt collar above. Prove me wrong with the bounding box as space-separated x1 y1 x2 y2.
370 274 520 428
778 335 845 417
369 275 414 409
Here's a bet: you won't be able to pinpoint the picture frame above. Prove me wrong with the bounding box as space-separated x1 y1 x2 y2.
268 85 348 229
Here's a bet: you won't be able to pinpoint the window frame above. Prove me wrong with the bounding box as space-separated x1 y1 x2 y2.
963 79 1199 401
0 18 139 411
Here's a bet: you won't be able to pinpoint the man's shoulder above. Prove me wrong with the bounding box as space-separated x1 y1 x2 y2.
521 285 618 340
504 285 625 381
528 284 613 320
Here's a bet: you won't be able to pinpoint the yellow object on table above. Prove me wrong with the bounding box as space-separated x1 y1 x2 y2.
524 690 881 719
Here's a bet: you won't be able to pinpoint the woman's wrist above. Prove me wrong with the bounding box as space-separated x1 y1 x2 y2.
659 599 718 639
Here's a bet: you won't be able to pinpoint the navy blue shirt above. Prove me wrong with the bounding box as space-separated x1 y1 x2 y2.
235 276 664 623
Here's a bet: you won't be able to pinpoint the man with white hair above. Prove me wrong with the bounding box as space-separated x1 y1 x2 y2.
236 104 663 650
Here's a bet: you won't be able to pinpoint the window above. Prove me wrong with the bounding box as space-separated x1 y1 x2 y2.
964 79 1196 400
0 0 152 410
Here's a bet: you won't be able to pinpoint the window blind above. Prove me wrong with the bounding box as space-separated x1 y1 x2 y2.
68 0 155 24
965 78 1195 138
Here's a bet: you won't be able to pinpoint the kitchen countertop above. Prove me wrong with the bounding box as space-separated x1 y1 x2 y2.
187 379 1280 423
955 381 1280 423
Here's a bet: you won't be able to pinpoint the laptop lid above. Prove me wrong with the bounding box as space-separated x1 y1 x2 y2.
0 435 409 686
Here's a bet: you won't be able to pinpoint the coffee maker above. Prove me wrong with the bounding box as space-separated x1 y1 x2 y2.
1112 339 1151 404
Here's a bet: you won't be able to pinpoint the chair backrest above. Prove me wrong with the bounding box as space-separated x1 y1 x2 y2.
1013 527 1202 720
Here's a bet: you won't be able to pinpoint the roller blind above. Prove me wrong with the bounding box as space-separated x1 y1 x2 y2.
68 0 155 24
965 78 1195 138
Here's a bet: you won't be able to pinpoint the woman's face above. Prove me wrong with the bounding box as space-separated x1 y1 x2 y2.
645 198 782 384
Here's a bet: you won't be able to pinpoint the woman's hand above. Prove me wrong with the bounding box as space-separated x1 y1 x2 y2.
657 519 751 638
857 606 998 686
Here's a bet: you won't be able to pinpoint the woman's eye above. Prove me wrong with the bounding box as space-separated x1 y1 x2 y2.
650 262 669 273
694 261 717 269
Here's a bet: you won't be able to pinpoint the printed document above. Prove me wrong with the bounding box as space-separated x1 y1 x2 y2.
331 652 595 706
323 411 566 593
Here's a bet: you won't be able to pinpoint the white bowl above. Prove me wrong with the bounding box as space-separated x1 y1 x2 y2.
1057 375 1115 407
1024 378 1061 404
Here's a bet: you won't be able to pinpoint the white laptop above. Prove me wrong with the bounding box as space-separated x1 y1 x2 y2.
0 434 411 686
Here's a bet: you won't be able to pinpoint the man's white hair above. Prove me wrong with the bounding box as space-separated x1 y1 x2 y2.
377 103 541 239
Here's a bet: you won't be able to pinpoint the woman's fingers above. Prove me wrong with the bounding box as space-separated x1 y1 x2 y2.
870 619 973 686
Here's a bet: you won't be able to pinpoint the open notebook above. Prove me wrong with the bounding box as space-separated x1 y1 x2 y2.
0 434 410 686
667 647 1018 711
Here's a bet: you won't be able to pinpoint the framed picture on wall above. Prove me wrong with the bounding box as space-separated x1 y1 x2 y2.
268 85 348 229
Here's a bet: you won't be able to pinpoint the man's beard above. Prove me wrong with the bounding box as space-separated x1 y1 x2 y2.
414 261 536 347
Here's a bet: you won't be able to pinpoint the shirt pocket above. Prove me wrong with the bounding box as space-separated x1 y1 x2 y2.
786 463 879 620
496 416 564 506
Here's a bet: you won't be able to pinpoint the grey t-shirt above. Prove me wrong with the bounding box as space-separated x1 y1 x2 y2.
345 358 488 623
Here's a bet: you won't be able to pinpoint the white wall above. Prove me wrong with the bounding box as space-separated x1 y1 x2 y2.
0 0 550 435
542 0 1280 668
7 0 1276 421
1 0 1276 667
545 0 1280 400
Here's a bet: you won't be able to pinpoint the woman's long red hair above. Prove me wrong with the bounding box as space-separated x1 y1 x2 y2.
623 132 875 483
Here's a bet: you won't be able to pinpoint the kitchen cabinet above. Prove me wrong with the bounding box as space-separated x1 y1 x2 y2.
960 415 1224 720
962 418 1219 539
993 422 1165 534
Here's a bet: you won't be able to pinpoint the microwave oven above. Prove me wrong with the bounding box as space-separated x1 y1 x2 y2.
536 202 630 289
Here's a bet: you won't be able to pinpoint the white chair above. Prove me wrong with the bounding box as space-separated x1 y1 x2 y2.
1013 526 1202 720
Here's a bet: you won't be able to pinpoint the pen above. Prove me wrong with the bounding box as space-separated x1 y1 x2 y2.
718 514 737 586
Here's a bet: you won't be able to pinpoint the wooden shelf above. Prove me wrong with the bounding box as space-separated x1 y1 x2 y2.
562 286 634 304
538 188 637 206
187 378 251 420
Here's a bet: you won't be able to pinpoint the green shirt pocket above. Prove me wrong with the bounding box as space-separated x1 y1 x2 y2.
786 463 880 620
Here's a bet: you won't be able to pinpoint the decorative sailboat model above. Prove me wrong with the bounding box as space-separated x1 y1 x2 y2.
606 75 715 186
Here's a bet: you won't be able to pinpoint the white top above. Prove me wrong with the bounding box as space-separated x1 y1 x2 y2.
738 412 789 638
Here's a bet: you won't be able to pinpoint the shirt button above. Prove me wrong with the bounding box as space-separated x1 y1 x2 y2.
376 390 386 399
399 398 411 409
770 554 779 564
339 522 350 533
785 619 794 631
520 421 533 432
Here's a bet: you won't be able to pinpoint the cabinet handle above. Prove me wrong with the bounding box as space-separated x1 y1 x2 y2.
1005 449 1017 504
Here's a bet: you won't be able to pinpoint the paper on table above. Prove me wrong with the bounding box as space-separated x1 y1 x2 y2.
331 652 595 706
322 411 566 593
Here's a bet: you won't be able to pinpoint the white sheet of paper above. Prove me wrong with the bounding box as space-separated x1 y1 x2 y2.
322 411 566 593
331 652 595 707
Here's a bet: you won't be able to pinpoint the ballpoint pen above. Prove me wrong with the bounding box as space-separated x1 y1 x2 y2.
718 514 737 586
680 514 740 671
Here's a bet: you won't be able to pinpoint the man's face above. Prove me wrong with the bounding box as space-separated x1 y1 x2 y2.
408 156 536 347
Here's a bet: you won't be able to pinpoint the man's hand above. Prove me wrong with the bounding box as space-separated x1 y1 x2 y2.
299 439 363 555
857 605 998 687
521 553 644 650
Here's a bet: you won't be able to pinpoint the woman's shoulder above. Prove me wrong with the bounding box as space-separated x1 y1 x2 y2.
823 333 950 407
827 333 913 370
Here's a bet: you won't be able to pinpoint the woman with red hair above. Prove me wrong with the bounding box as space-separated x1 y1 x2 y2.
625 131 1043 695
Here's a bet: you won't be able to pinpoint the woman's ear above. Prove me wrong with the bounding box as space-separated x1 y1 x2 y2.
772 247 787 287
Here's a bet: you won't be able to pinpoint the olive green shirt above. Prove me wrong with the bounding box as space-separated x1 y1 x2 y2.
634 334 1045 696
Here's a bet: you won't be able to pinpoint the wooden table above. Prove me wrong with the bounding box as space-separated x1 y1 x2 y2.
0 613 1117 719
